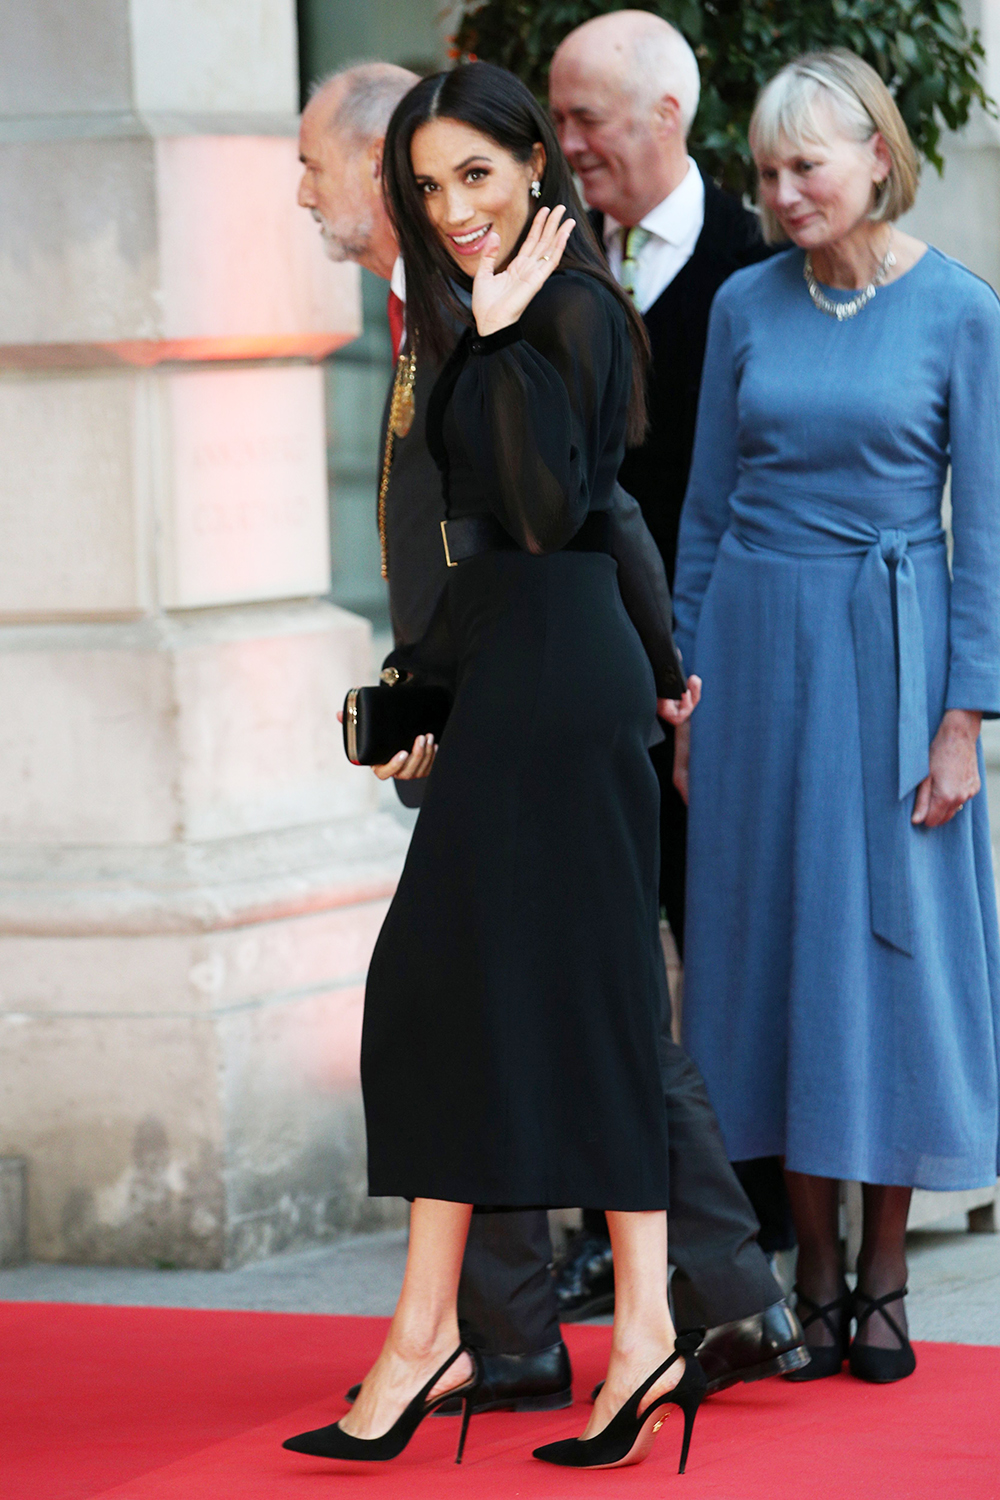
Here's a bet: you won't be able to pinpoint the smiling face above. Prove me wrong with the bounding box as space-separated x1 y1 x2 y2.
548 41 683 225
409 118 543 273
754 104 890 251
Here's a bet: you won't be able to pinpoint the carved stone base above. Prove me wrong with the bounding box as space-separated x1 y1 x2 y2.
0 814 409 1267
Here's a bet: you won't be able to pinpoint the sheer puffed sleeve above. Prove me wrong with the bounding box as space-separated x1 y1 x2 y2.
672 289 741 670
945 274 1000 717
449 272 631 553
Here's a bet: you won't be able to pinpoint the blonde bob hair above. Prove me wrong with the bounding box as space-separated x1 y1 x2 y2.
749 50 919 244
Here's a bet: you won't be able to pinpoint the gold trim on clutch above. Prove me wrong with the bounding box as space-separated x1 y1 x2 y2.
345 689 360 764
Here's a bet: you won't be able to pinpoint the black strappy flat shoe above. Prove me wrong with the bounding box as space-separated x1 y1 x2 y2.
783 1285 852 1381
282 1345 481 1465
532 1331 706 1475
850 1286 916 1383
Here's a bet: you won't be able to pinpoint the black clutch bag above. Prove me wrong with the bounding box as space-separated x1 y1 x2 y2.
343 670 452 766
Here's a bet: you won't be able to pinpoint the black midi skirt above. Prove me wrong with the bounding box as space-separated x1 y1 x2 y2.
361 548 671 1210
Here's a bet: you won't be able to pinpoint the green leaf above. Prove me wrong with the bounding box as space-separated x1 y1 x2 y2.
453 0 996 195
895 31 919 66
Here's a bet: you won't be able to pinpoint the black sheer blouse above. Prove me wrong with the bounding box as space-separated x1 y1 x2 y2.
422 268 682 700
427 269 632 554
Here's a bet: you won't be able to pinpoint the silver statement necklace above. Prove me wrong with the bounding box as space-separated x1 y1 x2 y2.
803 232 896 321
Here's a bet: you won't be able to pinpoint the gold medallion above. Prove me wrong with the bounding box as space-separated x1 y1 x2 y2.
378 351 417 579
392 385 415 438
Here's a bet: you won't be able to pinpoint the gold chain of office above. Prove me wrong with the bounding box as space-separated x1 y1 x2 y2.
377 350 417 579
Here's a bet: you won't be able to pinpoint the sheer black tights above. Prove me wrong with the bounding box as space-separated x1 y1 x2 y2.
784 1171 912 1350
855 1182 912 1349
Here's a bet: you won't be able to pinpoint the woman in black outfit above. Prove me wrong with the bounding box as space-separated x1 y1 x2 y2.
283 62 703 1475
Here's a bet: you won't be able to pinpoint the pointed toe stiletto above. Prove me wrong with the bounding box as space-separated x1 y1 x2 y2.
849 1286 916 1383
783 1286 852 1381
532 1331 707 1475
282 1345 481 1464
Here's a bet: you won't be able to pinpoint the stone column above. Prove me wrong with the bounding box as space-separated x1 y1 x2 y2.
902 0 1000 290
0 0 407 1267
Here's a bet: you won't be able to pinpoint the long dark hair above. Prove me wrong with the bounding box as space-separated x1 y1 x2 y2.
382 62 649 444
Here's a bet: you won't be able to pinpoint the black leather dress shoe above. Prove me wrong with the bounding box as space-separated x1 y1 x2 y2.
346 1339 573 1416
696 1299 809 1393
553 1232 615 1321
590 1299 809 1402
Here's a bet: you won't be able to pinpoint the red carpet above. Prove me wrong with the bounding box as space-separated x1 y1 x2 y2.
3 1302 999 1500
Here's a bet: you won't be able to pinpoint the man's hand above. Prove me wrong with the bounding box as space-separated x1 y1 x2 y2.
912 709 982 827
673 720 692 805
667 676 701 806
658 674 701 729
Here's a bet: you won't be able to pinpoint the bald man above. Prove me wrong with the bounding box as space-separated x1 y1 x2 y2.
549 8 773 954
549 10 799 1347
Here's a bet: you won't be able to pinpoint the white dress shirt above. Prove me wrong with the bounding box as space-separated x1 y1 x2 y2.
604 159 705 314
390 255 407 304
389 255 408 354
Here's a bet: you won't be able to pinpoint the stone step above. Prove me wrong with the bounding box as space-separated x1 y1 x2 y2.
0 1158 27 1267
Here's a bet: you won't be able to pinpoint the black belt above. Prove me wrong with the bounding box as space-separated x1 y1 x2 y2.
440 510 612 566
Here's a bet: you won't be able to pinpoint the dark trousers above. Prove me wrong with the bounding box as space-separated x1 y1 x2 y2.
459 1211 562 1354
649 728 687 954
587 740 794 1255
457 974 782 1353
651 733 794 1260
456 737 785 1353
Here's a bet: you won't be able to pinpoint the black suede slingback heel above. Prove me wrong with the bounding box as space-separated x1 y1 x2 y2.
282 1345 481 1465
532 1332 706 1475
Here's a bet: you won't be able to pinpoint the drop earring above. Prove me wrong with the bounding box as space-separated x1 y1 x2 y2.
530 180 542 199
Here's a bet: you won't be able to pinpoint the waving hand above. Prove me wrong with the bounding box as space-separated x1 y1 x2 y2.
472 206 576 339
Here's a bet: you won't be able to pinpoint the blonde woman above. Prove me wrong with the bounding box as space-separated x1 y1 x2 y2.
673 50 1000 1384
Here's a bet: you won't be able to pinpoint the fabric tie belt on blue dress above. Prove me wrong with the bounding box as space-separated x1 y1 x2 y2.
730 494 946 956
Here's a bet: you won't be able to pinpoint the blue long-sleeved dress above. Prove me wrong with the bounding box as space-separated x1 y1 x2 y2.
673 246 1000 1189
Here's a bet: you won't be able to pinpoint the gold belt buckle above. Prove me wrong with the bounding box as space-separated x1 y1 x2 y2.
440 519 458 567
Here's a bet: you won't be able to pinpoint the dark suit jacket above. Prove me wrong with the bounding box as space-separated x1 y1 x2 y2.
597 175 771 588
380 353 449 652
